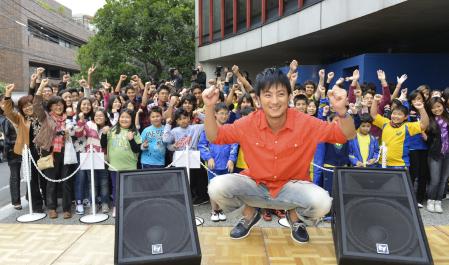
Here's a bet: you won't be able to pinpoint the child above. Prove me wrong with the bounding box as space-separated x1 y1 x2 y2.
348 113 380 167
163 108 207 205
101 109 142 217
293 95 307 113
140 106 166 168
75 109 111 214
370 94 429 168
198 103 238 222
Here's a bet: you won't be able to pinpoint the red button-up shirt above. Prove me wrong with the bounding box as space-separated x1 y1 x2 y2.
214 108 347 197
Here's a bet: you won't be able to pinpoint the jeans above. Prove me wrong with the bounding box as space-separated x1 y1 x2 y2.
110 171 118 206
322 169 334 196
43 151 72 212
141 164 164 169
208 174 332 222
8 161 21 205
409 150 429 203
29 146 45 211
75 170 90 203
88 169 109 204
428 156 449 200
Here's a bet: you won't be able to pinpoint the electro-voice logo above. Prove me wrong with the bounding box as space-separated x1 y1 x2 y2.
376 243 389 255
152 244 163 255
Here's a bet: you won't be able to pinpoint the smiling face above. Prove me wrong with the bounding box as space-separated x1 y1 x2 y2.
294 99 307 113
390 109 408 124
50 101 64 116
80 99 92 114
306 101 317 116
150 111 162 127
431 102 445 116
119 112 132 129
94 111 106 126
182 100 193 113
43 87 53 101
259 83 289 120
215 109 229 125
176 114 190 128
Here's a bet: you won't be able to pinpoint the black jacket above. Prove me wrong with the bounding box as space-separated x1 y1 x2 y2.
426 119 447 160
0 115 21 163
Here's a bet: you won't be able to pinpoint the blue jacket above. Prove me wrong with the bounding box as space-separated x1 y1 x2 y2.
348 134 380 167
198 131 238 171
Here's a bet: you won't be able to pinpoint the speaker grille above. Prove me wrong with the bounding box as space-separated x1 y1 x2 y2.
344 197 420 257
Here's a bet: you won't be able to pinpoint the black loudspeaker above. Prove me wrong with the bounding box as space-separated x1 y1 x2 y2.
332 167 433 265
114 167 201 265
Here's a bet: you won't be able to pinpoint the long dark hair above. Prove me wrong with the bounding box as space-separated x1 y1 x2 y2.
112 109 137 135
408 90 426 122
94 109 111 129
426 97 449 135
237 94 255 110
76 97 94 120
107 95 123 116
177 94 197 113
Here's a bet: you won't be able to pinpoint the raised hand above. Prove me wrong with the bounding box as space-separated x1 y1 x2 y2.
289 59 298 73
319 69 325 80
102 126 110 134
4 83 15 97
226 71 233 80
120 75 127 81
290 72 298 83
328 85 348 115
335 77 345 86
78 112 85 121
354 88 362 98
131 75 140 81
36 67 45 76
377 70 386 82
207 79 216 87
202 85 220 107
374 94 382 102
231 65 239 74
31 73 38 81
327 72 335 81
397 74 407 85
40 78 49 88
169 95 179 106
88 64 96 75
323 105 330 115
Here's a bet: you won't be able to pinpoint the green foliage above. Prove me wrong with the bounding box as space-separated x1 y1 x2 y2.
0 81 6 94
76 0 195 85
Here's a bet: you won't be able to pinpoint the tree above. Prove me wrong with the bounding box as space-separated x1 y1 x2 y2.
77 0 195 85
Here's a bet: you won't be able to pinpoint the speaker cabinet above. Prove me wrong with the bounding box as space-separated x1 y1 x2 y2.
332 167 433 265
114 167 201 265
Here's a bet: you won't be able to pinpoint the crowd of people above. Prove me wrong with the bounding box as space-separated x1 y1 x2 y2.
0 60 448 224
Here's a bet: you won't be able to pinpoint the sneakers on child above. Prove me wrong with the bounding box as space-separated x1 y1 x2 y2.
210 211 219 222
102 203 109 214
434 200 443 213
218 210 227 221
427 199 435 213
76 204 84 215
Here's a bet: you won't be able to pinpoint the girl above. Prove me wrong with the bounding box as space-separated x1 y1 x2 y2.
101 109 142 217
107 95 123 126
425 97 449 213
34 80 72 219
228 94 255 124
75 109 111 213
163 108 207 205
140 106 166 168
306 99 318 117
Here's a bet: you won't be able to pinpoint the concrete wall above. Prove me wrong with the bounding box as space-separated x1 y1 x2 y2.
197 0 406 63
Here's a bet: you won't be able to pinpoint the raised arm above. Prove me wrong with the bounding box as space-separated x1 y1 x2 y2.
391 74 407 100
232 65 253 93
87 64 96 89
412 101 429 132
347 69 360 104
371 94 382 119
115 75 127 94
33 79 49 122
3 84 21 125
328 85 356 140
202 85 220 142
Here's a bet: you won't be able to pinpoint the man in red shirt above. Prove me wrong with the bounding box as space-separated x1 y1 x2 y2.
202 67 356 243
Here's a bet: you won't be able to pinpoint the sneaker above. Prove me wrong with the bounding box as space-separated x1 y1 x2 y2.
112 207 116 218
218 210 227 221
417 203 423 208
13 204 22 210
102 203 109 214
193 197 209 206
262 209 272 221
48 209 58 219
286 210 309 243
427 199 435 212
83 199 91 208
273 210 286 219
230 210 261 239
210 211 219 222
434 200 443 213
76 204 84 215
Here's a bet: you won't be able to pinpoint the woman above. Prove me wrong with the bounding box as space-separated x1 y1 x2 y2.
34 79 72 219
2 84 45 213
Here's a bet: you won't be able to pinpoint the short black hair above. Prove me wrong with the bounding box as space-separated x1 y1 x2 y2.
240 106 255 116
392 104 409 116
214 102 228 113
173 107 191 121
149 106 162 116
125 86 135 94
254 68 291 97
46 96 65 112
359 113 373 124
157 84 170 94
293 95 307 105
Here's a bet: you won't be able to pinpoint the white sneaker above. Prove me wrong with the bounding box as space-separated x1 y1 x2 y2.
210 211 219 222
417 203 423 208
75 204 84 215
427 200 435 212
218 210 227 221
434 200 443 213
112 207 116 218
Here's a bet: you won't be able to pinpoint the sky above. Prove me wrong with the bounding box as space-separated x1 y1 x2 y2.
55 0 106 16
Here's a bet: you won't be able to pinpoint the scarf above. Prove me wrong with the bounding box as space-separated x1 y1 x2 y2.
436 116 449 155
50 112 67 153
26 115 40 139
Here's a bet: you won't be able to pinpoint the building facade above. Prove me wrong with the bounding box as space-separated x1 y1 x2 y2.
0 0 93 91
195 0 449 90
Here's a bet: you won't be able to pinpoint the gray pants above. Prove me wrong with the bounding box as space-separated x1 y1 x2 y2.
428 156 449 200
208 174 332 223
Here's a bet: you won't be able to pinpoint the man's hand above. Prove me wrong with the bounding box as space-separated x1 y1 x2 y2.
225 71 233 81
169 95 178 107
40 78 49 88
202 85 220 107
397 74 407 85
227 160 234 173
290 72 298 84
127 131 134 141
120 75 127 81
36 67 45 76
207 158 215 170
4 83 15 97
31 74 38 81
328 85 348 115
231 65 239 74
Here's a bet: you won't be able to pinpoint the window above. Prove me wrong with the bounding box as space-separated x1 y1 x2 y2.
283 0 297 15
302 0 322 9
237 0 246 31
201 0 210 44
266 0 278 22
213 0 221 40
250 0 261 28
224 0 233 36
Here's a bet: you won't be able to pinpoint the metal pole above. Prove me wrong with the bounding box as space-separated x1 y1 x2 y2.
90 144 97 215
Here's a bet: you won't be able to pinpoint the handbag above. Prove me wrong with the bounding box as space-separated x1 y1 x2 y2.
37 154 54 170
64 139 78 165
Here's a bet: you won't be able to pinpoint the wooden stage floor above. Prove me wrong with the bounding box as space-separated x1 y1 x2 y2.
0 224 448 265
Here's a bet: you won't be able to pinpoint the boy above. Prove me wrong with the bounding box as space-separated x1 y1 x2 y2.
293 94 308 113
198 103 238 222
348 113 380 167
140 106 166 168
370 94 429 168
